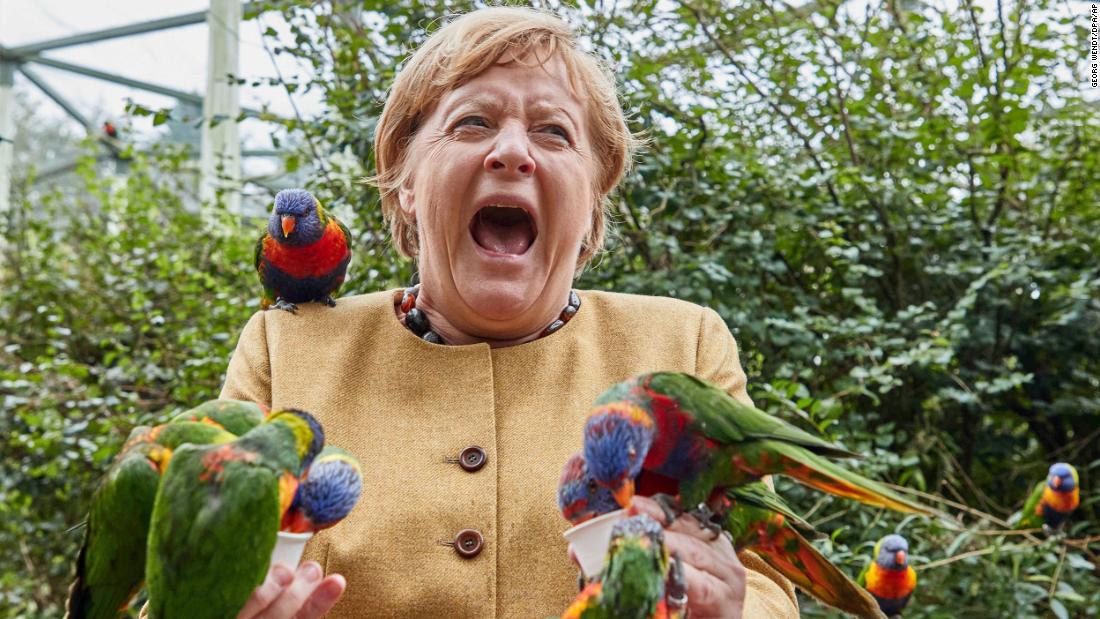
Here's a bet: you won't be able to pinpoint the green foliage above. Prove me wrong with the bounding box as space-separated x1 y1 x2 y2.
2 0 1098 616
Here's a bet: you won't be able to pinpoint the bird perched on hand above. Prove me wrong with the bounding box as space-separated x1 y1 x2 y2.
858 534 916 617
255 189 352 313
66 421 236 619
559 451 620 526
282 445 363 533
1013 462 1080 532
582 372 934 525
561 515 684 619
144 409 324 619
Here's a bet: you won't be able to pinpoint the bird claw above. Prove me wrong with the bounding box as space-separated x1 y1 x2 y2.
666 551 688 610
687 503 724 541
651 493 684 525
320 295 337 307
273 298 299 313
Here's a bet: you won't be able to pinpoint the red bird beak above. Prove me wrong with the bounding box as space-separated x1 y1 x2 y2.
1052 476 1062 489
895 550 907 565
281 215 296 237
612 478 635 509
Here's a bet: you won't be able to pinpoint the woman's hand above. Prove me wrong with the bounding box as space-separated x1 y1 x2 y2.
237 561 346 619
628 496 746 619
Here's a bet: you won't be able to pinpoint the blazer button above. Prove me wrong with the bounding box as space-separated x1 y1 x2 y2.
454 529 484 558
458 445 487 472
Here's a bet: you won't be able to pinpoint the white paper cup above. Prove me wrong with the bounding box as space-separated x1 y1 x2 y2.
270 531 314 570
562 509 627 578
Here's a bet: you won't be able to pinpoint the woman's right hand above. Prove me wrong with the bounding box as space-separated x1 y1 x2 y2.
237 561 345 619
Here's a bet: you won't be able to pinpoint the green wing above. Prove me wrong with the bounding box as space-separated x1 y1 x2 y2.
1014 481 1045 529
145 444 283 619
171 399 266 436
649 372 859 459
726 482 813 530
68 446 162 619
154 421 236 450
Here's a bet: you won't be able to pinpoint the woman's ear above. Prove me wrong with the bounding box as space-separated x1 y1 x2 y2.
398 179 416 223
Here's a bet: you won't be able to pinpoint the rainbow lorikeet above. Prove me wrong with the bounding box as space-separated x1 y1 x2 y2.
255 189 352 313
560 515 685 619
559 452 620 525
558 454 884 619
145 409 324 619
582 372 934 522
858 534 916 616
66 422 236 619
169 399 267 436
723 484 885 619
1013 462 1080 532
282 445 363 533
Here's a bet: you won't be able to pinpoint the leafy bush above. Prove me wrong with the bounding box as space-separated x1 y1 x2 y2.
2 0 1098 616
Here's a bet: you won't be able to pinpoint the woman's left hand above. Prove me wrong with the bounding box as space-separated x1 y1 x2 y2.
628 496 745 619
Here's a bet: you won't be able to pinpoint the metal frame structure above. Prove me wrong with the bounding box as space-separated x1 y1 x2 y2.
0 1 271 213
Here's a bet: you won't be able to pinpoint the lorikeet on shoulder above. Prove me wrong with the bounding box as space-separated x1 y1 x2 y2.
858 534 916 616
255 189 352 313
582 372 933 518
560 515 684 619
145 409 325 619
1013 462 1079 532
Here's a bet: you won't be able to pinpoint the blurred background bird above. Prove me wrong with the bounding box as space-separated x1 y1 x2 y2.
560 515 682 619
144 409 324 619
282 445 363 533
1012 462 1079 533
169 399 267 436
255 189 352 313
858 534 916 617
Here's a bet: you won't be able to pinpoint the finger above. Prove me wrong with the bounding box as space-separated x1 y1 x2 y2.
255 561 325 619
662 528 741 582
682 560 742 616
567 543 579 566
238 564 295 619
626 496 671 526
294 574 346 619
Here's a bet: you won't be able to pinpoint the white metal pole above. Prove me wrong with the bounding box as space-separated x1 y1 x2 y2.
199 0 242 212
0 61 15 216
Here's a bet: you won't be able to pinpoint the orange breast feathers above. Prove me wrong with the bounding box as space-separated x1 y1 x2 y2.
1040 485 1080 514
263 219 350 279
865 563 917 599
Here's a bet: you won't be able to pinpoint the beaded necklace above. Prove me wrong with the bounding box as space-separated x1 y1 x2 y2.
400 284 581 345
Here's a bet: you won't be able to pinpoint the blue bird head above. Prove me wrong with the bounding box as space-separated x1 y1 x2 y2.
296 449 362 531
582 402 655 509
269 189 324 246
1047 462 1078 493
558 452 620 525
875 534 910 570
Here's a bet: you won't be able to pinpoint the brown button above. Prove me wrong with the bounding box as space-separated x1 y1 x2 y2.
454 529 484 558
458 445 487 472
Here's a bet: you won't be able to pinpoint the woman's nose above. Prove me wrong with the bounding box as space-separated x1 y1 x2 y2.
484 124 536 176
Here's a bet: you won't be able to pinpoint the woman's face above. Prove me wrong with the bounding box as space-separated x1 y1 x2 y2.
399 53 595 337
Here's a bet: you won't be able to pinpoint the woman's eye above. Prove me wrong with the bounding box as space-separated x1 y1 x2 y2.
541 125 569 140
455 116 489 128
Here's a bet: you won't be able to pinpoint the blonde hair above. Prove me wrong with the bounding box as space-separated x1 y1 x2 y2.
372 6 640 271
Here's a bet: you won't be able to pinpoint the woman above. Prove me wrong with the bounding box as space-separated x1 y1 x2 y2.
230 7 798 618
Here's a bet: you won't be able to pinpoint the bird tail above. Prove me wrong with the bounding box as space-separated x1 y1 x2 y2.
768 441 937 516
66 546 138 619
749 521 886 619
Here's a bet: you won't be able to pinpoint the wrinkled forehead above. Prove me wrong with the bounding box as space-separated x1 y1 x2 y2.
427 52 587 124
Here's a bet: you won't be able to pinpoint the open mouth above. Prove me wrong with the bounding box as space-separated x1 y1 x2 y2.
469 205 537 256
